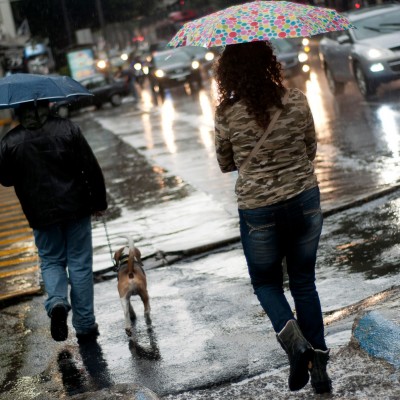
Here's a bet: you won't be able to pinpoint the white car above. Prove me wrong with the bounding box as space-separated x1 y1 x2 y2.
318 4 400 99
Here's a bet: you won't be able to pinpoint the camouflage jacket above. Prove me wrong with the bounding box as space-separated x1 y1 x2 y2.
215 88 318 209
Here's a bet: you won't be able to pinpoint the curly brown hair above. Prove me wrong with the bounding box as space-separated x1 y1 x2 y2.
214 40 285 129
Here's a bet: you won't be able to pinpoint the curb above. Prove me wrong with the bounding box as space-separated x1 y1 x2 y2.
94 185 400 281
69 383 160 400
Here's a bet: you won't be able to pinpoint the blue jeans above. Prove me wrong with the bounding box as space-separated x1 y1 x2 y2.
33 216 96 334
239 186 327 350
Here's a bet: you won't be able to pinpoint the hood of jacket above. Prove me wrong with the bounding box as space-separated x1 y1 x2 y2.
16 101 50 129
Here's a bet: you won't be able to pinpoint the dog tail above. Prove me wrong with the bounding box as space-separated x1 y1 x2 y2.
125 236 135 279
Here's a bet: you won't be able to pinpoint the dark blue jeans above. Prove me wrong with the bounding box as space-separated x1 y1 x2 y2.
239 186 327 350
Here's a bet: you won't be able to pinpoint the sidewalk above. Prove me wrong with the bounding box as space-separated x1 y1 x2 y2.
162 287 400 400
0 189 399 398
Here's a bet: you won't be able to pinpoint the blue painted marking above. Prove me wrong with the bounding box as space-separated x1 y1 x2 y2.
136 392 158 400
354 311 400 368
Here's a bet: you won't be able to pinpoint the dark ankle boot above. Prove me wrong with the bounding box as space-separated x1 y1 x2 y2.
310 349 332 394
277 319 313 391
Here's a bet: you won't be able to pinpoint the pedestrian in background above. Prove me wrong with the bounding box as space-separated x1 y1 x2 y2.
0 100 107 343
214 41 332 394
115 65 139 103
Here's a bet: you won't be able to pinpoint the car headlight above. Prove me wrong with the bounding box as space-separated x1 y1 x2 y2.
370 63 385 72
368 49 384 59
298 52 308 63
362 47 392 60
96 60 107 69
134 62 142 71
191 60 200 69
155 69 165 78
205 52 215 61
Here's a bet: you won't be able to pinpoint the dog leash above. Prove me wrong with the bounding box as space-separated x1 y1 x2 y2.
102 216 117 270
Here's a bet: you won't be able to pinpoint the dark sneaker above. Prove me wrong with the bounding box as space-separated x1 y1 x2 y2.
76 323 99 344
50 305 68 341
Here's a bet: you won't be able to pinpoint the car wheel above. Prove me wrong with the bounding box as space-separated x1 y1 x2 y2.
57 105 69 118
110 94 122 107
325 66 345 95
354 63 377 100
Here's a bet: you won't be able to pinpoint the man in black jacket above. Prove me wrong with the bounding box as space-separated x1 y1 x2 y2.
0 100 107 343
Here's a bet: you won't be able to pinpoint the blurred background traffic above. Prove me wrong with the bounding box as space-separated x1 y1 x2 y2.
0 0 398 121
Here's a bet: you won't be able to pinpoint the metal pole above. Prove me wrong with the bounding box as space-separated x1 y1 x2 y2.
95 0 110 72
95 0 106 33
61 0 73 46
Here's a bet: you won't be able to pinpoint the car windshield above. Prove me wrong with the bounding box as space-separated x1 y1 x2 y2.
181 47 207 58
352 9 400 40
81 75 107 90
153 50 191 67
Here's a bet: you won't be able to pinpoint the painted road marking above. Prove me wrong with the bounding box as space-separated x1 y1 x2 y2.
0 186 41 302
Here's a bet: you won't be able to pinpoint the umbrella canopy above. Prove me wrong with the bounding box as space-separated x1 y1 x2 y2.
0 73 93 109
168 0 355 48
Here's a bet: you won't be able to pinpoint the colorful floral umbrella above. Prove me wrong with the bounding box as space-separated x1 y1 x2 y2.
168 0 355 48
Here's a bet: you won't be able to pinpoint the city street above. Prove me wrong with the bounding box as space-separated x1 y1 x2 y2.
0 46 399 399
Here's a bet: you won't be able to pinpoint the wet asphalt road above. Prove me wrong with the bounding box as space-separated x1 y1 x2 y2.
1 44 400 399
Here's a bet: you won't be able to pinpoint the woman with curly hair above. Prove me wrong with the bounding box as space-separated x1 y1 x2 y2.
214 40 331 394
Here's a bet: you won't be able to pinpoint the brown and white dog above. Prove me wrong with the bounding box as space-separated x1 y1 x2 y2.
114 237 151 336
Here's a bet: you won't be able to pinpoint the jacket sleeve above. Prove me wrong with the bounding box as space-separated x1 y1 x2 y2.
215 112 237 173
72 123 108 212
0 139 13 187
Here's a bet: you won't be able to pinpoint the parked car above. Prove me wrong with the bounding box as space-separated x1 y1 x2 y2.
318 4 400 99
52 73 129 117
271 38 311 83
148 47 203 98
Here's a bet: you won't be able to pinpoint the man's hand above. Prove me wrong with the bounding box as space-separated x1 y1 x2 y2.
92 210 106 219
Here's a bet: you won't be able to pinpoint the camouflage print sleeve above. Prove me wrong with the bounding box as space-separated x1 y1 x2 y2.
303 97 317 161
215 112 237 173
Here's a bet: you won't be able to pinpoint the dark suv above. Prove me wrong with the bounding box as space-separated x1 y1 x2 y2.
148 48 203 98
319 4 400 99
52 73 128 117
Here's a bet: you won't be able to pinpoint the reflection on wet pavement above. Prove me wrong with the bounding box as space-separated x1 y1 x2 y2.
92 60 400 221
78 340 114 389
76 117 191 222
305 70 400 211
57 350 87 396
319 192 400 279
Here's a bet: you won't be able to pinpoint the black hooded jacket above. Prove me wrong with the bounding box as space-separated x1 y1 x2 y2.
0 111 107 229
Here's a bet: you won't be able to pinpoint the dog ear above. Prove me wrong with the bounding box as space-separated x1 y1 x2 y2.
114 249 122 263
133 247 142 261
